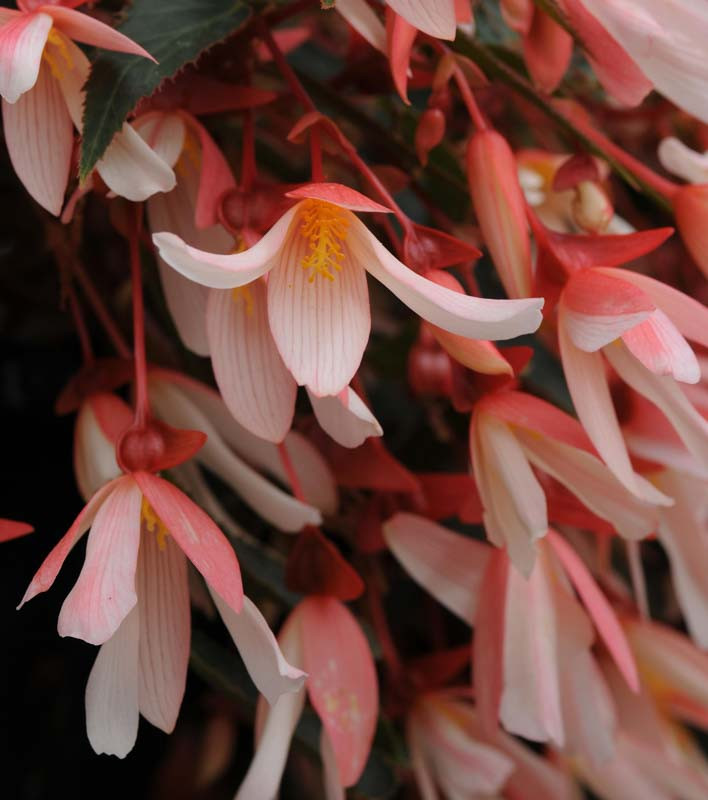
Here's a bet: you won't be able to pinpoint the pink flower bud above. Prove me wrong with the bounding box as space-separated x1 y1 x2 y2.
674 183 708 279
466 129 533 298
415 108 446 166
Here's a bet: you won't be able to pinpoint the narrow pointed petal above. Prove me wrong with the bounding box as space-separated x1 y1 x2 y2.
350 216 543 340
387 0 456 39
388 11 416 104
85 607 140 758
187 116 236 229
308 386 383 448
0 518 33 542
267 216 370 397
136 533 190 733
383 512 490 622
621 309 700 383
0 11 52 103
336 0 387 52
58 478 143 645
211 591 306 705
3 62 72 215
207 283 296 443
134 471 243 614
153 205 298 289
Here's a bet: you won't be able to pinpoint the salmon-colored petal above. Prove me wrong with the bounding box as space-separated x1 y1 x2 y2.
134 471 243 614
523 8 573 93
308 386 382 448
0 11 52 103
58 477 143 645
207 283 296 443
2 62 72 215
387 0 456 39
388 10 416 104
336 0 387 52
73 396 125 501
285 181 391 213
621 309 700 383
186 115 236 229
430 325 513 375
0 518 33 542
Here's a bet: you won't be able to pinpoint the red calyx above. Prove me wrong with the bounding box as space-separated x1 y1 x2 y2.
116 418 206 474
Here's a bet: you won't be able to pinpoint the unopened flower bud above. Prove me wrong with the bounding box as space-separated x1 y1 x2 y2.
415 108 446 166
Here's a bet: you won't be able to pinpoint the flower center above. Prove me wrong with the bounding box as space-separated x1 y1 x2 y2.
299 199 349 282
141 497 170 551
43 29 74 80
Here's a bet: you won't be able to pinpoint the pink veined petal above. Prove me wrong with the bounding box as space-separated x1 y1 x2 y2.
267 211 371 397
300 597 379 787
2 61 73 215
73 396 124 501
285 182 392 213
186 115 236 229
0 11 52 103
621 309 700 384
133 111 186 168
386 0 457 39
210 590 306 706
605 341 708 473
44 6 155 60
133 471 243 614
85 607 140 758
383 512 489 623
96 122 176 201
547 529 639 690
348 215 544 340
152 205 299 289
18 477 126 608
207 283 297 443
58 477 143 645
307 386 383 448
136 532 190 733
335 0 387 52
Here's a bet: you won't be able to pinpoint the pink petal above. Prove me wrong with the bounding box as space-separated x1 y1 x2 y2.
658 136 708 184
85 607 140 758
58 477 142 645
336 0 387 52
3 62 72 215
547 529 639 690
44 6 155 60
0 518 33 542
134 471 243 614
430 325 513 375
0 11 52 103
523 8 573 94
211 591 306 705
383 512 490 622
285 181 391 213
388 11 416 105
136 533 190 733
133 110 186 168
386 0 456 39
186 115 236 229
321 729 346 800
73 395 124 501
300 597 378 786
621 309 700 383
307 386 383 448
50 31 87 127
349 216 543 340
18 477 125 607
207 283 296 443
152 205 298 288
267 214 370 397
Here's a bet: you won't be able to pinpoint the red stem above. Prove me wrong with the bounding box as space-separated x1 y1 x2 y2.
241 109 257 193
128 204 150 427
367 563 404 681
72 260 131 359
430 40 488 131
65 282 94 365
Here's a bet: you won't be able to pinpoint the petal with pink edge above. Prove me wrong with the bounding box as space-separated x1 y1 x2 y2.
336 0 387 52
134 471 243 613
136 532 190 733
152 205 299 289
58 477 143 645
207 283 296 443
85 607 140 758
388 11 416 105
133 111 186 169
187 115 236 229
73 396 124 501
300 597 378 786
383 512 489 623
387 0 456 39
210 591 306 706
267 212 371 397
0 11 52 104
2 62 73 215
349 216 543 340
307 386 383 448
286 182 391 212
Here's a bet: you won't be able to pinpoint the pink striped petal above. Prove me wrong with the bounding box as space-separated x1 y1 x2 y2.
621 309 700 383
50 31 87 127
336 0 387 52
349 216 543 340
286 181 391 213
133 111 186 168
3 62 72 215
307 386 382 448
153 205 298 288
187 115 236 229
267 215 370 397
207 283 296 442
85 607 140 758
58 477 143 645
386 0 456 39
136 532 190 733
0 11 52 103
45 5 155 60
211 591 306 705
383 512 490 622
134 471 243 614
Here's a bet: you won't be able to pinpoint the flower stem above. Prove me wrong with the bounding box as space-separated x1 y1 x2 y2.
128 204 150 427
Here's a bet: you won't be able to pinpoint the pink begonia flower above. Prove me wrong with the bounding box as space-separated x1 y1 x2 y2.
383 514 638 759
558 266 708 502
153 181 543 398
471 388 660 574
235 596 378 799
335 0 457 47
0 1 176 214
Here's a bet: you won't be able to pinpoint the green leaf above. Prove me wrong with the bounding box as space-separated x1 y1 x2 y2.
80 0 253 180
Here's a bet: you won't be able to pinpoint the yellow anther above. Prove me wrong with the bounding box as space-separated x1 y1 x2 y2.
299 199 349 282
43 29 74 81
141 497 169 552
231 284 254 316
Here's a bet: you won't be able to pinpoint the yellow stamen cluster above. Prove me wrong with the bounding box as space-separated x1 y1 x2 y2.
299 199 349 282
43 29 74 81
141 497 169 551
